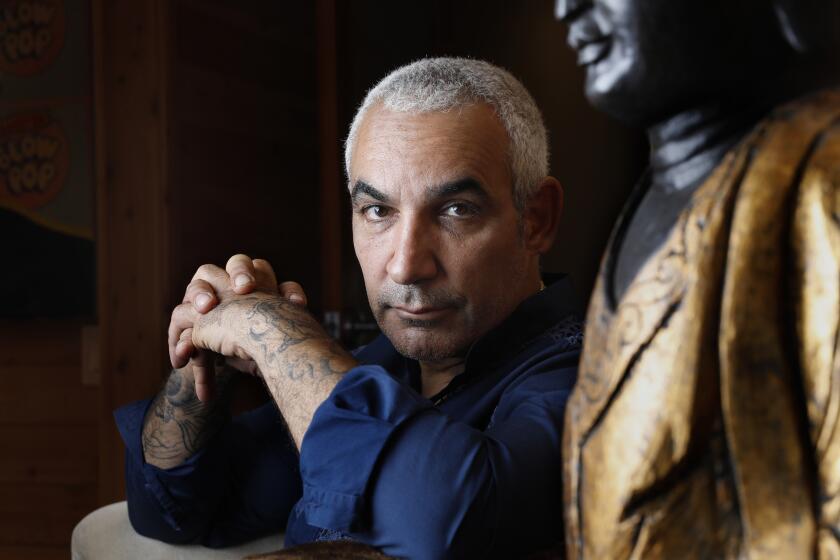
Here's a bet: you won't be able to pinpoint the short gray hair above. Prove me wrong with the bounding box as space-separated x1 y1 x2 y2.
344 57 549 210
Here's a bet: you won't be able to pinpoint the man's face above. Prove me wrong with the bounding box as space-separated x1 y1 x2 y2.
556 0 769 125
349 103 539 362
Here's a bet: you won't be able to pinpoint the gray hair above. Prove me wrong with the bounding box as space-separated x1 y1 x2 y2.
344 57 549 211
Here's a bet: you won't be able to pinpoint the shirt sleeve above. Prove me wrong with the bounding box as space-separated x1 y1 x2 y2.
297 348 576 559
115 398 302 548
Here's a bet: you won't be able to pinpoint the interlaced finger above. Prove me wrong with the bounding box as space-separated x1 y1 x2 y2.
168 303 199 369
191 349 216 402
225 253 256 294
183 278 218 313
253 259 279 293
278 281 307 306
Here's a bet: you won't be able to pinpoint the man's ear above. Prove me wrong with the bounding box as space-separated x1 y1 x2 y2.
521 177 563 255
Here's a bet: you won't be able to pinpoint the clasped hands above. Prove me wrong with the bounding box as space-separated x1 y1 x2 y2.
168 254 323 402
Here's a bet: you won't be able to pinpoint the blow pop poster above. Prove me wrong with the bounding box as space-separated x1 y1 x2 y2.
0 0 65 76
0 0 94 318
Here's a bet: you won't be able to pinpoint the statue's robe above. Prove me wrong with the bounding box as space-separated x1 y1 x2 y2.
565 88 840 559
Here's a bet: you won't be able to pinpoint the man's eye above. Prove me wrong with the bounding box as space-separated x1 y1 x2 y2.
363 205 390 220
442 203 475 217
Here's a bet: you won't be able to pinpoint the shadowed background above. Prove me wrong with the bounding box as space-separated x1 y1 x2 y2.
0 0 657 557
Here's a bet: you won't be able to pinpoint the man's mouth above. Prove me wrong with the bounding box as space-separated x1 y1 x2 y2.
390 306 453 321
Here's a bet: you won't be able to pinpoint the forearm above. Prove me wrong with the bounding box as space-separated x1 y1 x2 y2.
141 362 236 469
257 336 356 448
213 295 357 448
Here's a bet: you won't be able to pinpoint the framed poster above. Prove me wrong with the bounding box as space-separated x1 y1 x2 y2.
0 0 95 318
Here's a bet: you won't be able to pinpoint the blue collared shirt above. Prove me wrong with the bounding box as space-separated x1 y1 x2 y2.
116 276 581 559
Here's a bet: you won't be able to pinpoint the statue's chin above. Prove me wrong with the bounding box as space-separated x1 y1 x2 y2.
585 87 650 128
584 71 690 130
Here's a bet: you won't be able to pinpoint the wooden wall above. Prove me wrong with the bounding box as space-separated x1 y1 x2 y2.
95 0 172 509
0 322 97 560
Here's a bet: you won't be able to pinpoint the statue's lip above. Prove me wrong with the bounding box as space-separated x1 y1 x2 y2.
567 18 611 66
575 38 611 67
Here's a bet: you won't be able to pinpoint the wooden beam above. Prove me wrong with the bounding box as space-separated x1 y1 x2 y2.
93 0 172 505
316 0 342 312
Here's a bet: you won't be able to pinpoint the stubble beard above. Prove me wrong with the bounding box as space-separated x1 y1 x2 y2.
371 284 472 362
369 240 534 362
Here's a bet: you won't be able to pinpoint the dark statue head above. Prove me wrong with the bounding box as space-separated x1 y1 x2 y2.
556 0 833 126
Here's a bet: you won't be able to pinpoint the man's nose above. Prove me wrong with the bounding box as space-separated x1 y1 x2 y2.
555 0 591 21
385 218 438 286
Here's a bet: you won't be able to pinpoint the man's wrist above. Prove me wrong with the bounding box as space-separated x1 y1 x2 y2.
229 293 353 377
141 362 238 468
250 333 356 385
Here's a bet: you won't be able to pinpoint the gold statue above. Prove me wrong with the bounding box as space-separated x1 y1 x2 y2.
557 0 840 557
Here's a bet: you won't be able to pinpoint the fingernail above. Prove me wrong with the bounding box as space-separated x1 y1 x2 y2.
195 293 211 308
290 294 304 304
235 274 252 288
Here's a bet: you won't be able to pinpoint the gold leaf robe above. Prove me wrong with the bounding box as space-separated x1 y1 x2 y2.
564 89 840 559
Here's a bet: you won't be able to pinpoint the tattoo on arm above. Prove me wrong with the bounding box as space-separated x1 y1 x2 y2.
141 364 235 468
192 293 356 449
239 297 349 381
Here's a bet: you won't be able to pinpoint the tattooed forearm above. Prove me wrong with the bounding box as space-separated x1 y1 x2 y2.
141 364 236 469
246 298 323 355
191 291 358 450
239 297 350 381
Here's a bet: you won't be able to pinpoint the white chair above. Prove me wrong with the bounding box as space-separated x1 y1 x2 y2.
71 502 284 560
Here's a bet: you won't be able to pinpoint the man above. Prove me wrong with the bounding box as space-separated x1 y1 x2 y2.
117 58 580 558
556 0 840 558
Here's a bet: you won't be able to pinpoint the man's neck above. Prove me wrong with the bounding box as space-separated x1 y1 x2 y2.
419 357 466 398
417 276 544 398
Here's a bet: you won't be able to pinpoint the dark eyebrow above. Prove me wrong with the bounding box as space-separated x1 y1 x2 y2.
350 177 490 205
350 180 389 204
428 178 490 201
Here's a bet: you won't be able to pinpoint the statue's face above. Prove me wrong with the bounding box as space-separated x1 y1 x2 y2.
555 0 781 125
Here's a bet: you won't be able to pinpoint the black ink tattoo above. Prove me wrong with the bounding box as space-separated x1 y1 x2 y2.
190 292 357 449
206 294 350 383
141 364 236 468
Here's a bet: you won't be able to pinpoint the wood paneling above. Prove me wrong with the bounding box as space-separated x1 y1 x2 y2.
173 62 315 142
0 546 66 560
317 0 342 312
0 427 97 485
0 322 81 366
0 483 96 547
94 0 172 504
0 321 97 555
174 1 315 88
0 367 97 425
